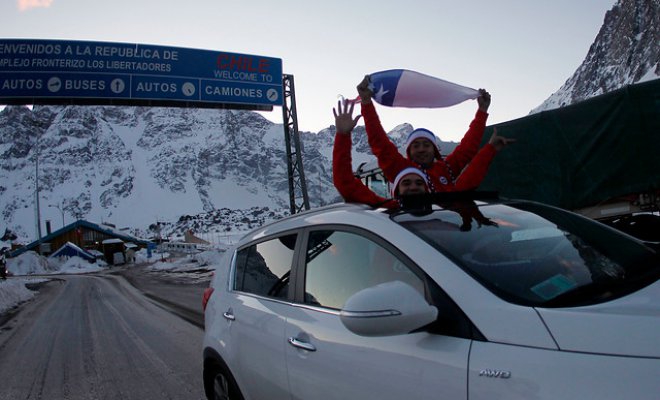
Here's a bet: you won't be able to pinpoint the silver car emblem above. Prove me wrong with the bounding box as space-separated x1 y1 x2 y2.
479 369 512 379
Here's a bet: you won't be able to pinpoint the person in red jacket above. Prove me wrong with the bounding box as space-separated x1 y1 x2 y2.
356 76 514 192
333 99 428 209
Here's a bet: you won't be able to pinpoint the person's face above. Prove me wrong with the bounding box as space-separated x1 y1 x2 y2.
397 173 427 196
408 138 436 166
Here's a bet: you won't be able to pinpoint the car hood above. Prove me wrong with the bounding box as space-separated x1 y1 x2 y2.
536 280 660 358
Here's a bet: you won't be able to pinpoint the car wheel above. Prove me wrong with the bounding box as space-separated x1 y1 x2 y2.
204 361 244 400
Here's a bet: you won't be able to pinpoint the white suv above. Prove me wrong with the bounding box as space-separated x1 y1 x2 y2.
203 198 660 400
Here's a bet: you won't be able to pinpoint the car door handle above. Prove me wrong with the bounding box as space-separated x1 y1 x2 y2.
223 311 235 321
288 337 316 352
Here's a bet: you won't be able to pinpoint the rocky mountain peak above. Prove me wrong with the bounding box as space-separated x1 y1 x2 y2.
531 0 659 113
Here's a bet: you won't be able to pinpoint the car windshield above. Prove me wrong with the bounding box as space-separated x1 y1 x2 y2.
392 201 660 307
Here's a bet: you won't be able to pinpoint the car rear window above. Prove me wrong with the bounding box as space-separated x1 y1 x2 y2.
233 234 297 299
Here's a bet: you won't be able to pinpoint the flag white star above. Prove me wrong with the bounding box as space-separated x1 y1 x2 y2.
374 84 390 103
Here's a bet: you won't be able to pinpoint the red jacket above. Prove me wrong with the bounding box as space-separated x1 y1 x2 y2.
333 132 399 208
361 102 495 191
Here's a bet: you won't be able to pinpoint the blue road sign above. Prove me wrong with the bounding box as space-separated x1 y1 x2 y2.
0 39 283 109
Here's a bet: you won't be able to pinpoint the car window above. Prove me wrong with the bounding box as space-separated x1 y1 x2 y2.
303 230 425 310
233 234 297 299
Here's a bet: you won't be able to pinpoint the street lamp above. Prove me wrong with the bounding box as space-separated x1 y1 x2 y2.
49 204 65 228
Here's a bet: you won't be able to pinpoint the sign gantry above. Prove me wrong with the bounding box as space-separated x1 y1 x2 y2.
0 39 282 110
1 39 310 216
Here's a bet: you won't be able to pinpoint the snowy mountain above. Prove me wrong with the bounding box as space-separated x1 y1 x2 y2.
531 0 659 113
0 104 435 243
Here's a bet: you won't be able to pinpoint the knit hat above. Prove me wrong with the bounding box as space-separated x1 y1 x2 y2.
391 167 429 197
405 128 441 159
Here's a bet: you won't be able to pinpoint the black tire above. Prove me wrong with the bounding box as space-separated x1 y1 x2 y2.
203 360 245 400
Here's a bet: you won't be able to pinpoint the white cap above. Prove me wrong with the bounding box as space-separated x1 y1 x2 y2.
391 167 429 197
405 128 441 159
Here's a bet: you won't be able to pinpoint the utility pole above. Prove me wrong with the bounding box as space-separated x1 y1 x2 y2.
34 134 42 241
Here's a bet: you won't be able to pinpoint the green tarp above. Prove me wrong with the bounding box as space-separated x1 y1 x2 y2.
479 79 660 211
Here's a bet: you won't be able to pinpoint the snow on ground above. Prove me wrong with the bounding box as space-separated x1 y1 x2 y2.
144 248 228 283
1 245 231 317
147 249 226 272
0 278 44 315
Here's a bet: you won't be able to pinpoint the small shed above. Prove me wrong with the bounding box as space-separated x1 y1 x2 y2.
102 238 125 265
49 241 96 262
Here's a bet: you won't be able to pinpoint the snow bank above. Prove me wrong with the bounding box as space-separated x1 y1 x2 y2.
6 251 55 275
147 249 225 272
0 279 39 314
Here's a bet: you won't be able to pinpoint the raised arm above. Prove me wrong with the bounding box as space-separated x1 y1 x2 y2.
446 89 490 173
453 128 515 191
333 100 387 206
357 76 410 183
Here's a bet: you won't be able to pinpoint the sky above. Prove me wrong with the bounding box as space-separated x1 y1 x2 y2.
0 0 618 141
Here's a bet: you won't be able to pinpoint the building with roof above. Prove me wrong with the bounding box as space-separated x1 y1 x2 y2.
49 241 97 262
9 220 151 265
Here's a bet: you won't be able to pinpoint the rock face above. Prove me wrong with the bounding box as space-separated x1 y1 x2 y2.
532 0 659 113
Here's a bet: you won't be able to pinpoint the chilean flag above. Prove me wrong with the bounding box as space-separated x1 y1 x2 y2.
368 69 479 108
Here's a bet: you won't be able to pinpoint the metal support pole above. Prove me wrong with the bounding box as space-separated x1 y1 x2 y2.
281 74 310 214
35 135 42 242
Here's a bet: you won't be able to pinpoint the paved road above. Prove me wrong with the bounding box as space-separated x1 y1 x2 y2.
0 272 209 400
113 264 209 327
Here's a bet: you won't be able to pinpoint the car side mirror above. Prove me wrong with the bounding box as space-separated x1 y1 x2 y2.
340 281 438 336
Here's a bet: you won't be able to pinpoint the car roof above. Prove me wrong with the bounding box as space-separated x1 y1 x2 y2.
237 202 390 245
236 194 506 247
